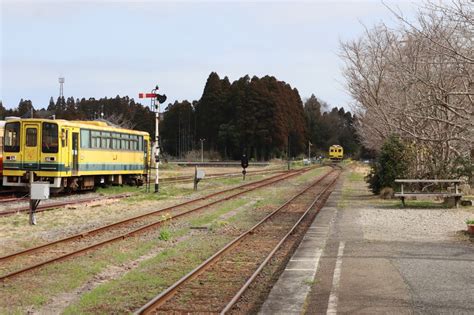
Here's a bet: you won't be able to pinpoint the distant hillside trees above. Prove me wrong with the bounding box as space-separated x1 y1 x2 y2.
45 95 156 135
304 94 359 157
158 73 360 160
1 72 362 161
0 96 156 136
166 73 309 160
0 99 34 118
160 100 195 158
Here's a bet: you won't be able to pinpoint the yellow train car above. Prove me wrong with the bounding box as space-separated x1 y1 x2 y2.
0 121 5 181
2 118 150 191
329 145 343 161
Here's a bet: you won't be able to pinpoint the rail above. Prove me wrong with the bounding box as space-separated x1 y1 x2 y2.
135 168 340 314
0 167 316 281
167 161 270 167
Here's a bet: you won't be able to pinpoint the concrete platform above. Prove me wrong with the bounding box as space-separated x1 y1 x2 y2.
260 172 474 314
259 185 341 314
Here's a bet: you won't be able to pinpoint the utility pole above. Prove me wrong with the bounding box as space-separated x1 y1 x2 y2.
287 135 291 171
139 87 167 193
308 141 312 162
200 138 205 162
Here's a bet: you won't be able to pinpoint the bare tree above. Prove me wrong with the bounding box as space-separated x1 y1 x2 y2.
341 0 473 179
101 113 136 130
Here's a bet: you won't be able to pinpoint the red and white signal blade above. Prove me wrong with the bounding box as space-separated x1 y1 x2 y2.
138 93 157 98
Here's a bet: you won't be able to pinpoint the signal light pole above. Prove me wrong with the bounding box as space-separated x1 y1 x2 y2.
199 138 205 163
139 86 167 193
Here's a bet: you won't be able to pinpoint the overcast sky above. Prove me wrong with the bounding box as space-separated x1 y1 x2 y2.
1 0 419 111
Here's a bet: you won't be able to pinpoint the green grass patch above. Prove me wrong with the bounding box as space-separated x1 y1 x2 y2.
158 228 172 241
63 235 230 314
96 184 146 195
348 171 364 182
394 200 449 209
188 198 248 227
62 176 297 313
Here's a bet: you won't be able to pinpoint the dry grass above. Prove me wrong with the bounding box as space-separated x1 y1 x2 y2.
0 166 327 314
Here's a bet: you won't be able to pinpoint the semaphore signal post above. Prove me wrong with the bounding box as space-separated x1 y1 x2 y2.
139 86 167 193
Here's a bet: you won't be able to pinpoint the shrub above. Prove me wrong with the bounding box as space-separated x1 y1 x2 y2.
366 135 410 195
451 156 473 184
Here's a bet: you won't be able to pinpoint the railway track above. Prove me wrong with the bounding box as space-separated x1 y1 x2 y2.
0 168 287 216
0 189 22 202
0 193 132 217
0 166 317 282
0 196 25 203
135 168 340 314
160 167 286 184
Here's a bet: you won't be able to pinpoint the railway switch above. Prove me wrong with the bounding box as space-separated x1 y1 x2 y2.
31 182 50 200
194 167 205 191
29 180 50 225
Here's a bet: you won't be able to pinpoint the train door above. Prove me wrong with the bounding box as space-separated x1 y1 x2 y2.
23 123 40 170
61 128 69 174
144 140 149 169
72 132 79 175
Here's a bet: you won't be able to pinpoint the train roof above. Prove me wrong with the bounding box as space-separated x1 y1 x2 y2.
4 118 149 136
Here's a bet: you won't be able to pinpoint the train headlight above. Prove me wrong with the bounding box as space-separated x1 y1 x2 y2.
45 157 55 162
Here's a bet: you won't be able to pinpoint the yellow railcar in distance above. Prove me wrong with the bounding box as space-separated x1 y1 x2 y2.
3 118 150 191
329 145 343 161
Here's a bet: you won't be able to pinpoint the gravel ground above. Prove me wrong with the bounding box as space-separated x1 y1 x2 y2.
358 207 473 242
0 191 101 212
344 165 474 242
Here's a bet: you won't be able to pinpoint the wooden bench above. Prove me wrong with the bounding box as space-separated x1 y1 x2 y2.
394 179 464 208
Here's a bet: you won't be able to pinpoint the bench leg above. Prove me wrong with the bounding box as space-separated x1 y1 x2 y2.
401 197 405 208
455 196 460 209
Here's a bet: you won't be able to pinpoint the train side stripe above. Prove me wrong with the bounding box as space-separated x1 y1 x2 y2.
3 162 144 172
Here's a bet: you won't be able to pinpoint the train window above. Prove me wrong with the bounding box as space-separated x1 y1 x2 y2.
91 130 100 148
114 133 121 149
42 122 58 153
80 130 90 148
26 128 37 147
138 136 143 151
4 122 20 152
61 129 68 147
121 139 127 150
